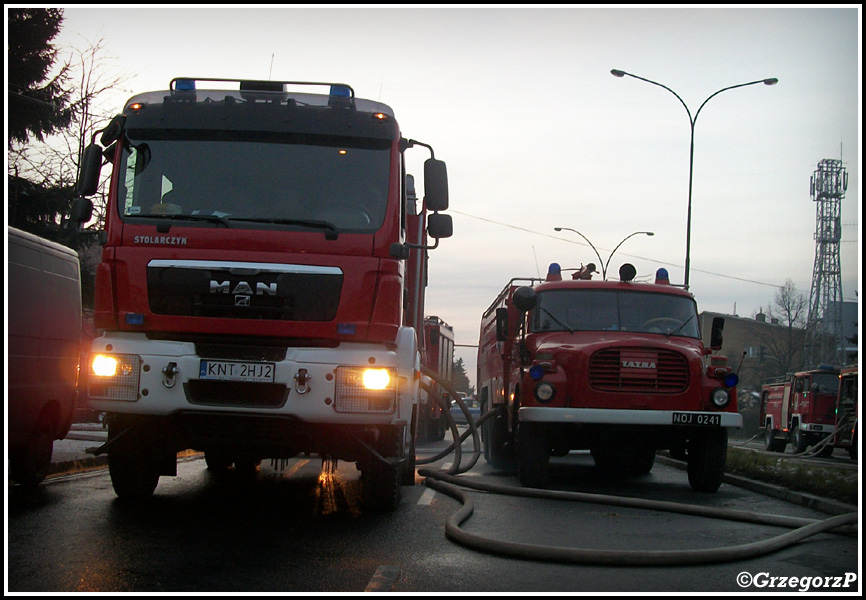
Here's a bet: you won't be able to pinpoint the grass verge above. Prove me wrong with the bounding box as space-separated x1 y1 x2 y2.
725 447 858 506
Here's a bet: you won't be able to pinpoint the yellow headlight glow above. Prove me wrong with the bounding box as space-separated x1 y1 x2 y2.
92 354 118 377
363 368 391 390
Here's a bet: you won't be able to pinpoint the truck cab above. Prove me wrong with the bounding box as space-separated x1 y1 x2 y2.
478 264 740 492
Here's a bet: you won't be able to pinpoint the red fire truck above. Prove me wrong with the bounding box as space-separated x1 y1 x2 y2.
477 263 740 492
831 365 857 460
71 77 451 510
759 366 840 455
417 316 455 441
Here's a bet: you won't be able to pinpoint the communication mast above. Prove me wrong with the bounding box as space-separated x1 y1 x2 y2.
805 158 847 367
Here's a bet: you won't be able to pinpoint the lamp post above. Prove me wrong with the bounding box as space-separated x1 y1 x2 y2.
554 227 653 280
610 69 777 288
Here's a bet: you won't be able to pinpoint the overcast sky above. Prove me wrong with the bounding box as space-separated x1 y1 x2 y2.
48 5 860 387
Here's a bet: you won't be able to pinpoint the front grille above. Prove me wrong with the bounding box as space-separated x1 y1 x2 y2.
147 261 342 321
196 343 287 362
184 380 289 408
589 348 689 393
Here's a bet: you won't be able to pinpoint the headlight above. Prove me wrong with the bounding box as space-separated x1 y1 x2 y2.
534 382 556 403
710 387 731 408
335 366 397 413
88 353 141 402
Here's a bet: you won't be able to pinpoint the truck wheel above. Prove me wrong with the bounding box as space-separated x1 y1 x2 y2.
517 423 549 489
687 428 727 493
361 458 401 512
10 415 54 487
763 427 786 452
792 425 809 453
483 404 516 471
109 448 160 499
205 451 233 472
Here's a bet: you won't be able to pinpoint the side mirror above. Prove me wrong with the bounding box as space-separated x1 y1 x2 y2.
495 307 509 341
710 317 724 350
100 114 126 146
427 212 452 239
70 197 94 223
512 286 537 313
77 143 104 196
424 158 448 212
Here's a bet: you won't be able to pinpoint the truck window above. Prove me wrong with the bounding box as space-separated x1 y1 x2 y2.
810 372 838 394
529 289 700 338
118 132 391 232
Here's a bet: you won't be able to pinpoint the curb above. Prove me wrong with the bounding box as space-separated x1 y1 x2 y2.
655 454 858 516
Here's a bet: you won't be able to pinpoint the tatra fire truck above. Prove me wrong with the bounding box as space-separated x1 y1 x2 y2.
71 78 451 510
759 366 841 455
477 263 740 492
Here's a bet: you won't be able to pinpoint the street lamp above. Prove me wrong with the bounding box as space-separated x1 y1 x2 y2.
554 227 654 280
610 69 777 289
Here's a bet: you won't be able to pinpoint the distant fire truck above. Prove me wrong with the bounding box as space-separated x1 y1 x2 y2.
477 263 741 492
760 366 840 455
831 365 858 459
417 316 455 441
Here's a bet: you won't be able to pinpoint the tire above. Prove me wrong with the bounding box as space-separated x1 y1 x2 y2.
361 459 401 512
763 427 784 452
360 430 403 512
517 423 549 489
687 428 727 493
107 421 160 499
483 404 516 471
109 448 160 499
792 425 809 454
10 416 55 487
205 451 233 472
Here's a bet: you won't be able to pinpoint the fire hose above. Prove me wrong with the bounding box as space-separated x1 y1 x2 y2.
416 367 858 566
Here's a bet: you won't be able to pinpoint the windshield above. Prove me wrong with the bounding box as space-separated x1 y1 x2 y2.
810 372 839 394
529 289 700 338
117 131 391 233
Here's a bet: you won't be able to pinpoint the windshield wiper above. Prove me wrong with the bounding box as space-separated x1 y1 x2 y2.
228 217 339 240
539 306 574 333
666 314 696 337
129 213 232 228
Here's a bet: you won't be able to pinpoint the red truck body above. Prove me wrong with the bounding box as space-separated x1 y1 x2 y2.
417 316 455 441
831 365 857 459
73 78 450 510
759 366 840 454
477 264 740 492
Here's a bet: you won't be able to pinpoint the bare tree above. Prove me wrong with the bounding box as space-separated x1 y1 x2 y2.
751 279 808 378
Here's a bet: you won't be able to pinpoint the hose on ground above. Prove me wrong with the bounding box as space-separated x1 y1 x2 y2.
415 368 858 566
419 467 857 566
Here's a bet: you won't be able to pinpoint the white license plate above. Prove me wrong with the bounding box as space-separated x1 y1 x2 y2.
672 412 721 426
199 360 275 383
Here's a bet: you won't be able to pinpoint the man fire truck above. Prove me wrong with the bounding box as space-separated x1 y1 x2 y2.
71 78 451 511
477 263 740 492
759 366 840 455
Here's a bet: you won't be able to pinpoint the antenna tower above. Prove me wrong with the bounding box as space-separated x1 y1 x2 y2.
804 158 847 367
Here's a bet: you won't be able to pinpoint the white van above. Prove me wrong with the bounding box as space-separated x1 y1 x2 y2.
8 227 82 485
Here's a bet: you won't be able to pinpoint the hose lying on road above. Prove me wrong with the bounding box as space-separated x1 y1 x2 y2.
420 468 857 566
417 368 858 567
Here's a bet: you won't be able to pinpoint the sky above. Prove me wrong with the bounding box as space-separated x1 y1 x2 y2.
42 5 861 388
